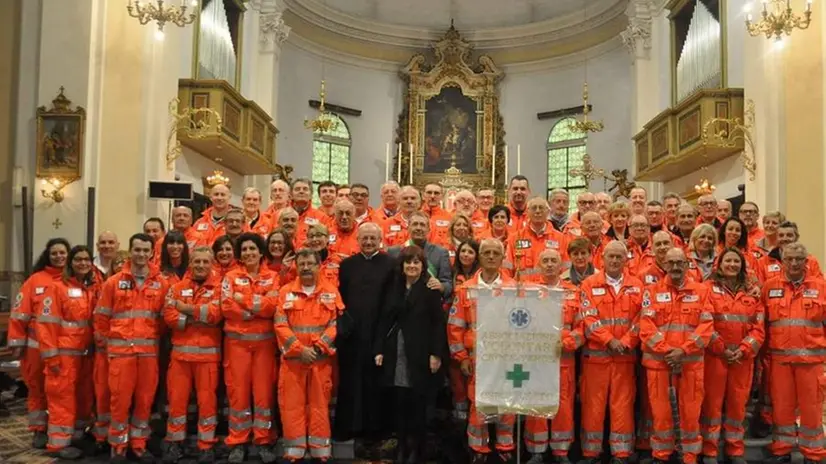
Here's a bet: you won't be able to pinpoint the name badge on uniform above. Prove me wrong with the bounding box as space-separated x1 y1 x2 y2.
203 290 213 298
258 279 274 287
181 289 194 297
645 275 657 284
305 217 319 225
329 234 337 243
149 281 161 289
235 278 250 286
35 286 45 295
804 289 820 299
68 288 82 298
591 287 606 296
286 293 297 302
320 293 336 304
682 294 699 303
472 221 484 229
118 280 133 290
626 286 640 294
448 250 456 258
656 292 672 303
768 263 781 272
436 220 450 227
390 225 401 232
516 239 532 250
768 289 784 298
196 223 209 231
712 286 724 295
546 240 559 249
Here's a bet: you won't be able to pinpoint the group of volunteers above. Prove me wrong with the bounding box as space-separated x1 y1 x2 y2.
7 174 825 464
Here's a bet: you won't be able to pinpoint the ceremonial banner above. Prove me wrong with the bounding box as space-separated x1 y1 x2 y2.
474 285 563 418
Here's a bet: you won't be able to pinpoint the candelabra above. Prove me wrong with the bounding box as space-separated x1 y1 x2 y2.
127 0 199 40
40 177 78 203
569 83 604 134
206 170 230 187
746 0 812 41
304 80 339 133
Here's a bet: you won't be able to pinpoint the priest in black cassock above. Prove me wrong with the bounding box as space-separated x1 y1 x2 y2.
334 222 396 456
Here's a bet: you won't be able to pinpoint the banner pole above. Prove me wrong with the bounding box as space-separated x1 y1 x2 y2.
516 414 522 464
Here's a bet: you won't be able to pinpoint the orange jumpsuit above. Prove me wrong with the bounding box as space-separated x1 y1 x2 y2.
639 278 714 464
193 207 228 245
163 275 223 450
38 277 97 452
447 274 517 454
381 214 410 248
294 206 334 247
319 252 342 290
763 274 826 462
523 279 581 457
94 264 169 455
275 278 341 462
506 204 528 235
221 267 279 447
470 210 490 237
506 223 568 278
328 226 360 258
245 211 273 237
448 273 470 421
578 272 643 459
8 266 63 433
372 207 398 224
423 205 453 248
701 282 765 458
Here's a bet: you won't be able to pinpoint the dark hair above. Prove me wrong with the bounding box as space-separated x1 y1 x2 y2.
265 228 295 260
234 233 266 261
509 175 529 187
646 200 663 207
291 177 312 190
161 230 189 278
398 245 428 281
718 217 749 250
212 235 235 256
452 240 480 280
128 233 154 251
64 245 95 287
295 248 321 265
33 238 71 273
350 183 370 192
143 217 166 233
778 220 800 239
711 247 749 288
488 205 511 224
317 181 337 194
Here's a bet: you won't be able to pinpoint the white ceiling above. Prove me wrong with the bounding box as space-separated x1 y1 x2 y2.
296 0 605 30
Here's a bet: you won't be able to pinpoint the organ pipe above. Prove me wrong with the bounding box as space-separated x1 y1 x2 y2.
198 0 238 85
676 0 722 102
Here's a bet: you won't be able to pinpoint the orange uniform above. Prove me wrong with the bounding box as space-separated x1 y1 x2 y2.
746 226 765 250
319 252 343 290
193 207 228 245
506 223 568 278
639 278 714 464
293 206 334 247
372 207 398 224
38 277 97 452
701 282 765 459
245 211 274 237
328 226 360 258
523 278 581 457
423 205 453 248
627 241 655 275
152 227 203 265
578 271 643 459
447 273 517 455
763 274 826 462
507 204 528 234
757 249 823 283
470 210 490 237
163 275 223 450
94 264 169 455
638 262 702 286
381 214 410 248
586 235 613 270
221 267 279 447
275 278 342 461
9 266 63 433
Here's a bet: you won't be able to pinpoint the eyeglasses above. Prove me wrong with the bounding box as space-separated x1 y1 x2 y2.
740 209 758 215
307 233 327 239
579 200 596 205
349 192 369 198
665 260 688 267
630 223 649 228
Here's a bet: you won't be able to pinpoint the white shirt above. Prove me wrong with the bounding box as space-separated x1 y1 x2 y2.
606 273 624 294
477 273 502 289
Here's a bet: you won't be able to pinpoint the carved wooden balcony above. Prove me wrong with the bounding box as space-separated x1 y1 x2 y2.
634 88 745 182
177 79 279 175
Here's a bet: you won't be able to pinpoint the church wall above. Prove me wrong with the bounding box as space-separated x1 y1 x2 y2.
661 155 744 201
175 146 245 206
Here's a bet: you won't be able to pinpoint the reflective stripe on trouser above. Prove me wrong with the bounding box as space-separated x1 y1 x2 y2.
759 353 773 424
701 355 752 457
224 337 276 446
165 358 219 450
44 355 95 451
635 363 653 450
524 417 548 454
647 367 704 464
278 359 334 461
550 364 575 456
450 362 468 420
93 351 110 442
467 377 515 453
108 356 159 452
769 362 826 461
580 362 635 458
22 347 47 432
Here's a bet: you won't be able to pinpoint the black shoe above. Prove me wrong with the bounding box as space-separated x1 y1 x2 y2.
555 456 572 464
610 458 628 464
197 448 216 464
53 446 83 460
32 430 47 449
578 459 600 464
227 446 246 463
803 459 823 464
94 441 110 456
526 453 546 464
111 449 128 463
259 445 278 464
0 402 10 418
471 452 488 464
499 451 514 463
163 442 184 463
134 448 157 463
728 457 747 464
765 454 792 464
751 417 772 439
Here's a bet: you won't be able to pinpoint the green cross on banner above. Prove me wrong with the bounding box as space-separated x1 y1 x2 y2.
506 364 530 388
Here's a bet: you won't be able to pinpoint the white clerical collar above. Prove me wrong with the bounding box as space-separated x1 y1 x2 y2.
361 251 380 260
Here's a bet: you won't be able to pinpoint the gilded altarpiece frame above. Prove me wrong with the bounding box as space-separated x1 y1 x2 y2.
395 26 505 194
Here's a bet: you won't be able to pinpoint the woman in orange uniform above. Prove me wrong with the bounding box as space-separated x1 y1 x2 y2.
306 224 342 289
212 235 240 278
688 223 718 281
221 233 279 463
446 215 473 264
701 248 764 464
8 238 69 449
265 228 296 285
447 239 479 422
717 218 762 279
39 245 99 460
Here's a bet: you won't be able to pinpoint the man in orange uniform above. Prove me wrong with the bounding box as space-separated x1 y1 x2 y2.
422 183 453 248
349 183 377 226
382 186 421 248
328 199 360 258
506 176 530 233
578 241 643 463
627 215 654 273
275 249 342 462
763 242 826 464
193 184 232 245
241 187 273 237
448 238 517 464
639 231 702 286
639 247 714 464
290 178 333 246
454 189 488 236
523 249 582 464
317 181 338 217
372 181 400 223
94 233 170 462
581 211 611 270
506 197 567 278
162 247 224 463
473 188 495 232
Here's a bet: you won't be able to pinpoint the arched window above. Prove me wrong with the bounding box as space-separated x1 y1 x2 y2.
311 114 350 206
547 117 587 214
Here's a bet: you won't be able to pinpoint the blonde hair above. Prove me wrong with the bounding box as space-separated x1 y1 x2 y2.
307 223 329 237
607 201 631 218
690 223 718 251
449 214 473 241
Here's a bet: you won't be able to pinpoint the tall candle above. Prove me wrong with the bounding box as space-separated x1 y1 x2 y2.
385 143 390 181
504 145 509 183
409 143 414 184
491 146 496 186
517 144 522 175
397 143 402 183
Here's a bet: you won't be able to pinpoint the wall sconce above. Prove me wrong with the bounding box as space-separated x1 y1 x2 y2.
40 177 77 203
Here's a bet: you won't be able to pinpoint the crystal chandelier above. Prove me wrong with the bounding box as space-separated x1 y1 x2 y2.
694 165 716 195
304 80 339 133
746 0 812 41
127 0 199 41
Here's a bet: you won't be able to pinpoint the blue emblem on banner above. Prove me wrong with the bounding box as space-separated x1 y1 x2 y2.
509 307 531 329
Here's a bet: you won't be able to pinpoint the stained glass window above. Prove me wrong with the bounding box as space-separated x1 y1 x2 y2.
311 114 350 206
547 118 587 213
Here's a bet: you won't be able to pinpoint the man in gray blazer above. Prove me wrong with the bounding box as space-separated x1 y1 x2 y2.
387 210 453 300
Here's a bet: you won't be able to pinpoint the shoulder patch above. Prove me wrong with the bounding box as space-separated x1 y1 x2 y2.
642 290 651 308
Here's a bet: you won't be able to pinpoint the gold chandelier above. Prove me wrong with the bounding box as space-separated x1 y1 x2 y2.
569 83 604 134
694 164 716 195
746 0 812 41
127 0 199 41
206 170 230 187
304 80 339 133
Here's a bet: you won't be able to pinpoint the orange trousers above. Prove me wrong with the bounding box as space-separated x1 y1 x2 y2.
768 362 826 461
92 350 110 442
108 356 159 454
524 364 575 456
44 355 94 451
21 347 47 432
635 365 653 451
647 367 703 464
467 376 515 454
758 354 773 425
701 356 752 457
449 362 468 420
165 358 218 450
278 359 333 461
580 362 636 458
224 338 276 446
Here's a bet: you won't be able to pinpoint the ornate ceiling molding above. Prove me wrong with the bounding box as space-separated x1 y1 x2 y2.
621 0 655 59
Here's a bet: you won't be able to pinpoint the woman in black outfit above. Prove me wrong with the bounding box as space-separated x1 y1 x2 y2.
374 245 447 464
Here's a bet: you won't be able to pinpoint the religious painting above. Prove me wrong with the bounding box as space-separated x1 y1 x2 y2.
36 87 85 179
423 86 479 174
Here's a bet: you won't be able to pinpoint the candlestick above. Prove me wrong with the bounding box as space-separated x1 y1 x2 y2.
517 144 521 175
504 145 509 183
385 143 390 181
397 143 402 183
491 147 496 186
409 143 414 184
